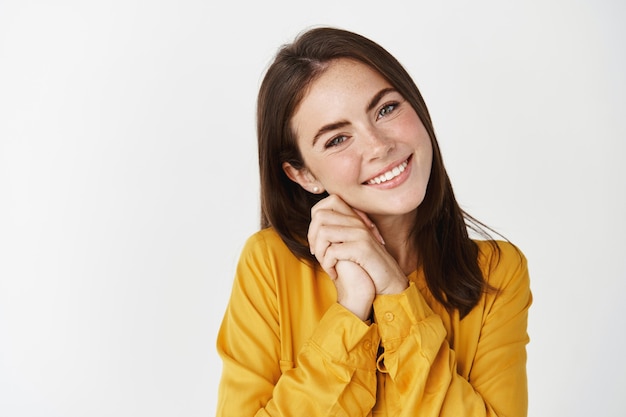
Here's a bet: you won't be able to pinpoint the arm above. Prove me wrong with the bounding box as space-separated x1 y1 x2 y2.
372 242 531 416
216 233 380 417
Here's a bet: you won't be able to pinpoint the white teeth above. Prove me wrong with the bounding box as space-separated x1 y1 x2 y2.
367 160 408 185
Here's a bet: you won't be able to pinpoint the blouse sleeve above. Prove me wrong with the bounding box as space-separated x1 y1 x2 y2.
216 234 380 417
372 242 532 417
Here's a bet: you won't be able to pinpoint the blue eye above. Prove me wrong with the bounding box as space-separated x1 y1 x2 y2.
378 103 398 119
325 135 347 148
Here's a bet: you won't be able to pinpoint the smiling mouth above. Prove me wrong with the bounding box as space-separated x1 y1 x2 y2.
365 156 411 185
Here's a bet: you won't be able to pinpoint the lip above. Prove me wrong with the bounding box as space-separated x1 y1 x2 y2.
363 154 413 188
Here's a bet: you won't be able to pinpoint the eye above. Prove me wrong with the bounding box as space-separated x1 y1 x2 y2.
325 135 348 148
377 102 399 119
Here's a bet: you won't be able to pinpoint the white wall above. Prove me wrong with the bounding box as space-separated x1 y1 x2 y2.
1 1 624 416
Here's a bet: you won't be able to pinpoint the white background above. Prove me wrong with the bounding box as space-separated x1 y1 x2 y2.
1 1 624 416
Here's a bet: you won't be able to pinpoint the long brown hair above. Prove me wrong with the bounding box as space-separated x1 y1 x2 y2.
257 27 496 318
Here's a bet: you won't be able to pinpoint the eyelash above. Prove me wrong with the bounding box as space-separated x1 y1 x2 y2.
377 102 399 119
323 101 400 148
325 135 348 148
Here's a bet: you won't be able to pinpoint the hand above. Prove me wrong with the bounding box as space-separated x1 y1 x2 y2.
308 195 409 317
333 260 375 321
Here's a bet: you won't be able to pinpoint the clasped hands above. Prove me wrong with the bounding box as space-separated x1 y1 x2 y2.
308 195 409 321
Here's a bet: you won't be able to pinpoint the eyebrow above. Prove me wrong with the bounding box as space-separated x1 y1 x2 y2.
367 87 397 112
311 87 398 147
312 120 350 147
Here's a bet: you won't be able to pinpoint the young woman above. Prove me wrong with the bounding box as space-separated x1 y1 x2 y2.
216 27 531 417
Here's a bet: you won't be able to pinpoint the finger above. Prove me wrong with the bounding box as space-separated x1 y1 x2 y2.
311 222 373 265
310 194 356 217
314 196 385 246
308 201 361 255
308 195 379 263
352 208 385 246
320 240 364 273
324 258 338 280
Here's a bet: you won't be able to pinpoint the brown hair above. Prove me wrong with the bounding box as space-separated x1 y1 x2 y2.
257 27 496 318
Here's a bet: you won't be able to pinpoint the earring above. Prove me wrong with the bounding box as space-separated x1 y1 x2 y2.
312 186 319 193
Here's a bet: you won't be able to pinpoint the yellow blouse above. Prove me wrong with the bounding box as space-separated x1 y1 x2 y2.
216 228 531 416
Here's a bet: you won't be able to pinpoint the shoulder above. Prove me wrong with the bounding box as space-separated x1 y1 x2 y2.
240 227 293 258
475 239 526 266
238 227 307 274
475 239 529 290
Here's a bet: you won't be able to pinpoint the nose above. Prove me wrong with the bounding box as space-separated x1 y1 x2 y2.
362 126 394 160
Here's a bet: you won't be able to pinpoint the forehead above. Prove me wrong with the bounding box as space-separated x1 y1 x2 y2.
304 58 388 100
292 58 392 134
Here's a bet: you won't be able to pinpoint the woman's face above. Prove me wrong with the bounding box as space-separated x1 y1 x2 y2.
285 58 433 218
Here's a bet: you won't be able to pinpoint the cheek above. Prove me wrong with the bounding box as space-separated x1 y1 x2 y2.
316 157 361 189
423 135 434 165
402 113 428 141
406 118 433 162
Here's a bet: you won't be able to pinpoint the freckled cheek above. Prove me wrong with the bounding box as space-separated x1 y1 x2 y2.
395 114 428 141
319 159 362 189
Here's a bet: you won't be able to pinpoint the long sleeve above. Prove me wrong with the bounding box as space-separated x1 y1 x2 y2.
216 231 380 417
372 241 532 416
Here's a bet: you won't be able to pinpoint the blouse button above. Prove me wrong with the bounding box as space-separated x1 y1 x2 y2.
384 312 394 322
363 340 372 350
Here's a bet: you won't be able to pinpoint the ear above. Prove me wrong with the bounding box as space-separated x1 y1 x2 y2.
282 162 325 194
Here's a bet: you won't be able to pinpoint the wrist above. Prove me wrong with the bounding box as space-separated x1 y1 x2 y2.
378 279 409 295
338 298 374 322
